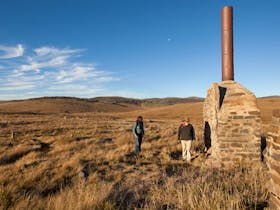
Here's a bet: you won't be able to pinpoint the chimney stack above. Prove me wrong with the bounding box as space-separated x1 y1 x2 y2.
221 6 234 81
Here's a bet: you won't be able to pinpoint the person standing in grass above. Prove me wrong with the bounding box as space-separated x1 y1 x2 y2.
132 116 145 156
178 118 195 161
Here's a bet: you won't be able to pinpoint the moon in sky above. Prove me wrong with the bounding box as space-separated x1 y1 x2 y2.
167 38 172 42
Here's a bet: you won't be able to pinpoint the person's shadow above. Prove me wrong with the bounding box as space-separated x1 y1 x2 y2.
261 135 267 161
204 122 211 151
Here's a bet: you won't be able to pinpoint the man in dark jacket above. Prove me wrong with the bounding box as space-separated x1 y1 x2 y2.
178 118 195 161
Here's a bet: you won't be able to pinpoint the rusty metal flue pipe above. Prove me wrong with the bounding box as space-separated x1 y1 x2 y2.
221 6 234 81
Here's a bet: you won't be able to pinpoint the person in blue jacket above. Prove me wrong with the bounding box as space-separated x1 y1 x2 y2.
132 116 145 156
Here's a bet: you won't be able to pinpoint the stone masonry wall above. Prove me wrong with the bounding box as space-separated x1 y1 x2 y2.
204 81 261 165
265 109 280 209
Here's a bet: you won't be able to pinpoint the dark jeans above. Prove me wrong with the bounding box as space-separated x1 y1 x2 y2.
134 135 143 155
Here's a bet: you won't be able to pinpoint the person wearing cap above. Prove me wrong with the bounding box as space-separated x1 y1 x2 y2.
178 118 195 161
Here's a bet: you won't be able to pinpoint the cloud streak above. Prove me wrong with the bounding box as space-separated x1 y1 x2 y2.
0 44 24 59
19 46 84 72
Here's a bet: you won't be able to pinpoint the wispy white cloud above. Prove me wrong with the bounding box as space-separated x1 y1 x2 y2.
34 46 83 57
2 72 45 92
0 84 35 91
0 44 24 59
0 94 22 101
19 46 81 72
0 45 123 100
95 76 120 83
20 55 69 72
94 89 144 99
55 64 116 84
46 84 105 97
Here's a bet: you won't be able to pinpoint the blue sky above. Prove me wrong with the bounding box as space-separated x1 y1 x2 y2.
0 0 279 100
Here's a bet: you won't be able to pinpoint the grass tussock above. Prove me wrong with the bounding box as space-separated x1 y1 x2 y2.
146 165 268 210
0 146 32 165
46 181 114 210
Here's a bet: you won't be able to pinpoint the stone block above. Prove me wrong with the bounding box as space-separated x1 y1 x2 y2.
269 194 280 210
271 153 280 162
233 116 244 119
271 173 280 196
230 143 243 147
272 143 280 151
270 162 280 174
248 111 260 115
244 116 256 119
273 109 280 118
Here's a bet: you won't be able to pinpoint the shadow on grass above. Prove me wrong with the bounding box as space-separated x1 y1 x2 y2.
170 150 181 160
118 152 137 165
105 181 147 209
245 201 268 210
41 176 73 197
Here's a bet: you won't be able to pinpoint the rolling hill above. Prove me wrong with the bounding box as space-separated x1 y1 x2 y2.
0 96 278 121
0 96 204 114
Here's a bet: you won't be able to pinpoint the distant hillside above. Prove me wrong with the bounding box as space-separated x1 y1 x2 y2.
142 97 204 105
0 97 138 114
258 95 280 99
90 96 204 106
0 96 204 114
257 96 280 124
0 96 278 115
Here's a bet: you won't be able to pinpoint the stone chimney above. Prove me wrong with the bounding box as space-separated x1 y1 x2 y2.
203 6 261 166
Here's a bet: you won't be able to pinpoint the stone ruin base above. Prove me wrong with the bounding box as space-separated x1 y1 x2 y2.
265 109 280 209
203 81 261 166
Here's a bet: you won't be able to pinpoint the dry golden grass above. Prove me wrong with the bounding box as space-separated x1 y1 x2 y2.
257 97 280 124
0 97 278 209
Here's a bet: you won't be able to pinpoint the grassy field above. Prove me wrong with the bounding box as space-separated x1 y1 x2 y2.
0 97 278 209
